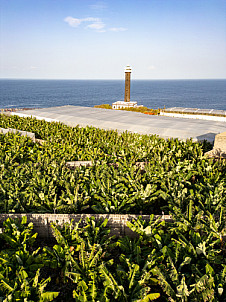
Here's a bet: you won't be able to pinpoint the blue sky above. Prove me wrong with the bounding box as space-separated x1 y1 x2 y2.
1 0 226 79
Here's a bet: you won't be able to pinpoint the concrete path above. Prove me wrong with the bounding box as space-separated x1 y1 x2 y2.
13 105 226 142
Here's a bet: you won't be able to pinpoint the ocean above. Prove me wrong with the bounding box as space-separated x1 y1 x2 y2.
0 79 225 110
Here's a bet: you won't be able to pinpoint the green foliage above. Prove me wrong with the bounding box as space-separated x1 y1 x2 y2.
94 104 112 109
93 104 160 114
0 218 58 302
0 268 58 302
119 106 160 114
0 114 224 219
0 215 225 301
0 114 225 301
82 216 113 247
128 215 226 301
1 216 37 249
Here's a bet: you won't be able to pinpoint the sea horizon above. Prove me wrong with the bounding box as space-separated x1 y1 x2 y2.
1 78 226 81
1 79 226 111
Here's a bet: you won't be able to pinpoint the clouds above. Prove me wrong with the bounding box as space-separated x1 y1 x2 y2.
64 1 127 33
64 16 106 32
64 17 101 28
87 20 105 31
64 16 127 33
109 27 128 32
64 17 81 27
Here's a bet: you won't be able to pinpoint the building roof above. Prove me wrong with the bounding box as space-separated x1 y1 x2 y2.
12 105 226 142
112 101 137 105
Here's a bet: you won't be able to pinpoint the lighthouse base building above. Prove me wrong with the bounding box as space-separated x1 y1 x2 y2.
112 101 138 109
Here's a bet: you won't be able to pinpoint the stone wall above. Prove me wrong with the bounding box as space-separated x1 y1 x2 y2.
0 127 35 141
205 131 226 158
214 132 226 153
0 213 172 238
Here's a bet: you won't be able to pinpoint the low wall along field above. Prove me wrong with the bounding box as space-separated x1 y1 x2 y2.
0 213 172 238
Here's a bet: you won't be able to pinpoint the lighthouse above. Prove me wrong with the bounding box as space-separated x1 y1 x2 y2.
124 65 132 102
112 65 139 110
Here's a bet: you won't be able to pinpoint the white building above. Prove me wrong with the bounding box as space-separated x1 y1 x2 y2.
112 101 138 109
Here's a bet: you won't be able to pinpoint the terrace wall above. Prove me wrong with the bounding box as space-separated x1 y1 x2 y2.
0 127 35 141
0 213 172 238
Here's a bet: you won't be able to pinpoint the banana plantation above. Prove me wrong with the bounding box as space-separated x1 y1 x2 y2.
0 114 225 301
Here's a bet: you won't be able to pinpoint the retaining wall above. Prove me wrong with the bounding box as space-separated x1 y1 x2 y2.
214 132 226 152
0 214 172 238
0 127 35 141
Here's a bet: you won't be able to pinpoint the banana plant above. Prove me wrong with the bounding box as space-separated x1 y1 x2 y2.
99 261 160 301
0 217 59 302
1 216 37 249
82 216 113 248
0 268 58 302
